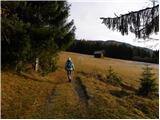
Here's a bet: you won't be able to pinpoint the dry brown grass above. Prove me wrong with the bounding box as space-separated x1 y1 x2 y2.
1 51 159 118
59 51 158 87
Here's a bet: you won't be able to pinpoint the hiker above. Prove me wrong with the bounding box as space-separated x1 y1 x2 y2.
65 57 75 82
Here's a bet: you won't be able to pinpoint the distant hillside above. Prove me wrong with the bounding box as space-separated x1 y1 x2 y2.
83 40 154 54
67 40 159 64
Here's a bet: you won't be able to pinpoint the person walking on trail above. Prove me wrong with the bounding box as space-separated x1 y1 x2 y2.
65 57 75 82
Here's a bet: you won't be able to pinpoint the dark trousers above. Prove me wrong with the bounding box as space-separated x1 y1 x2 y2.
67 70 72 81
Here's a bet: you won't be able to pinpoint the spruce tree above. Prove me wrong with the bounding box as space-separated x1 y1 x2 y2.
1 2 31 68
100 5 159 39
138 65 158 96
106 66 122 86
1 1 75 74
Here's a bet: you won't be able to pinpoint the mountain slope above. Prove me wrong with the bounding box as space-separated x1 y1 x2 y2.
1 51 159 118
79 39 155 54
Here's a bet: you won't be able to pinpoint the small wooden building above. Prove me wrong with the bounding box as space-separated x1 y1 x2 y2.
94 51 104 58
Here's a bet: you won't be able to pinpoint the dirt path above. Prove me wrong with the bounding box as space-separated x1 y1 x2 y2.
72 76 90 118
73 76 90 106
41 78 80 118
42 82 60 118
40 75 91 118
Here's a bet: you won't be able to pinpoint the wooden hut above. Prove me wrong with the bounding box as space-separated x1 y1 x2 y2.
94 51 104 58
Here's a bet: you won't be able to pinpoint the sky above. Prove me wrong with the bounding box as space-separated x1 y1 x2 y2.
68 0 159 50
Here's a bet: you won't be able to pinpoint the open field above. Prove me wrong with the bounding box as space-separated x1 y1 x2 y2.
1 51 159 118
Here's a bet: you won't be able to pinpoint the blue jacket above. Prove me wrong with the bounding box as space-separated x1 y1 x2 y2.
65 60 75 71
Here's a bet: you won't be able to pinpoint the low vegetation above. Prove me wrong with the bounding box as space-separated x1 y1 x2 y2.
1 52 159 118
138 65 158 96
105 66 122 86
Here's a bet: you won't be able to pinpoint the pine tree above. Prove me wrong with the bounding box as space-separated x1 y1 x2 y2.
1 1 75 74
106 66 122 86
138 65 158 96
1 2 31 69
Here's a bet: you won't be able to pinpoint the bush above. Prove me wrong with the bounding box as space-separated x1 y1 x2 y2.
138 65 158 96
39 53 58 76
106 66 122 86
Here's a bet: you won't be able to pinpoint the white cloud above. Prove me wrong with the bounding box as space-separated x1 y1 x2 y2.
68 0 159 50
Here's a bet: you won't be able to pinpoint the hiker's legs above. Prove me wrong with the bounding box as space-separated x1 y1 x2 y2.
67 70 72 82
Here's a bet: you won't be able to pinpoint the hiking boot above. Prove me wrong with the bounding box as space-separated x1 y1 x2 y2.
68 76 72 82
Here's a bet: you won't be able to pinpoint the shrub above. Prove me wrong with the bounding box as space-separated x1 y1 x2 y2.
106 66 122 86
39 53 58 76
138 65 158 96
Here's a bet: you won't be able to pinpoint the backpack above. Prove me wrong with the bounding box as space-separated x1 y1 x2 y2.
66 61 72 69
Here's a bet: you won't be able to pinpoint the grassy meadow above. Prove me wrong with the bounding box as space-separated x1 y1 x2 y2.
1 51 159 118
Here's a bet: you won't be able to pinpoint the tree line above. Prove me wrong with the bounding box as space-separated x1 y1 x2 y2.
67 40 159 64
2 1 75 74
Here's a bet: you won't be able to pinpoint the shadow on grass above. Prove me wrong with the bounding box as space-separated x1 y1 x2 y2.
110 89 130 98
120 83 137 92
17 72 55 84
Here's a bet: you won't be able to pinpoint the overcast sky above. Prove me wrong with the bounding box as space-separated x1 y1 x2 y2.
68 0 159 50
